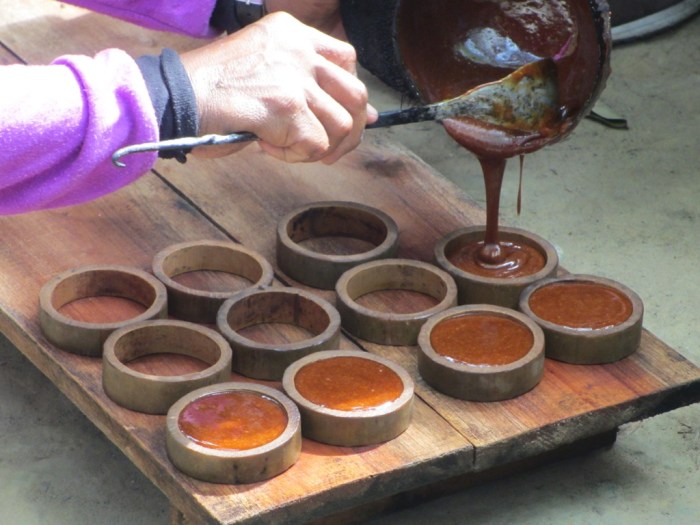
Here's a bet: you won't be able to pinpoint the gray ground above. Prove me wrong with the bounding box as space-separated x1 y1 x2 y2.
1 13 699 525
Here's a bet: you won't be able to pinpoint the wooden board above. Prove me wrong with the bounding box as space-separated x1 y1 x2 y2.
153 133 700 471
0 174 475 525
2 1 700 524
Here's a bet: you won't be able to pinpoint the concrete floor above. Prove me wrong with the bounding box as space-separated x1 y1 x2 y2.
1 13 699 525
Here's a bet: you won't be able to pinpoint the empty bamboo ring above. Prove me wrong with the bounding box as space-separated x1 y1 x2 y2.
102 320 232 414
39 265 168 356
519 274 644 364
282 350 414 446
335 258 458 345
217 287 341 380
417 305 545 401
152 240 274 324
276 201 399 289
166 382 302 484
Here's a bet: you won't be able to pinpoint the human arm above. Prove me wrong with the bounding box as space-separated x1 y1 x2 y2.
0 6 374 215
0 50 158 215
55 1 375 163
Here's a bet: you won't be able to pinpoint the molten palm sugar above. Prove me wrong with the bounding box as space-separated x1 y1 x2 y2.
430 313 534 366
528 281 633 329
294 356 404 411
178 391 288 450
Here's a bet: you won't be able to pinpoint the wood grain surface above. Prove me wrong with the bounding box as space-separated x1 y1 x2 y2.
2 2 700 524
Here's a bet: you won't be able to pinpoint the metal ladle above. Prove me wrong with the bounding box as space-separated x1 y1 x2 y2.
112 58 558 167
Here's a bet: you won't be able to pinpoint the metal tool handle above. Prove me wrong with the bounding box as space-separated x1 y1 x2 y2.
366 105 441 128
111 131 258 167
111 106 443 167
113 59 558 167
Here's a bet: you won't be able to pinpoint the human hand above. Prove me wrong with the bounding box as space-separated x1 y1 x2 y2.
265 0 345 39
181 12 377 164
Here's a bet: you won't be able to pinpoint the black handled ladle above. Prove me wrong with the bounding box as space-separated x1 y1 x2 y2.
112 58 558 167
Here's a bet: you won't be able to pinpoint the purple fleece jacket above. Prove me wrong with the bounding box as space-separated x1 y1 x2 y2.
0 1 217 215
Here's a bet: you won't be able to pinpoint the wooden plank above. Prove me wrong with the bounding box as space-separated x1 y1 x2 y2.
154 138 485 263
3 1 700 524
372 332 700 470
0 175 472 525
309 429 619 525
156 143 700 473
0 5 475 523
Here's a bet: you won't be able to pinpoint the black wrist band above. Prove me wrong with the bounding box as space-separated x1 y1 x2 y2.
235 0 267 27
211 0 266 34
136 49 199 163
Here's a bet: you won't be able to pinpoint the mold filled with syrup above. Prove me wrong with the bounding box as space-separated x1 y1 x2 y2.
178 391 288 450
430 313 534 366
294 356 404 411
528 281 633 330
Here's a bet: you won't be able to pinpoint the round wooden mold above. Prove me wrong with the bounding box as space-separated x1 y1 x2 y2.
216 287 341 380
39 265 168 356
335 258 458 345
519 274 644 364
152 240 274 324
434 226 559 308
282 350 414 446
276 201 399 289
417 305 545 401
166 382 301 484
102 320 232 414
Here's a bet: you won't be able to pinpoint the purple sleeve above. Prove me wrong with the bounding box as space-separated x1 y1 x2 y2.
0 49 158 215
65 0 220 38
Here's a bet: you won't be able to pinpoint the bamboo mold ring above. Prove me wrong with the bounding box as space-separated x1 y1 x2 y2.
335 258 458 345
102 320 232 414
166 382 302 484
217 287 341 380
417 305 545 401
39 265 168 356
519 274 644 364
434 226 559 308
282 350 415 446
152 240 274 324
276 201 399 289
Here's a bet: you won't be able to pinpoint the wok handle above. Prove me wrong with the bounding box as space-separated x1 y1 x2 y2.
112 106 441 167
366 105 440 128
